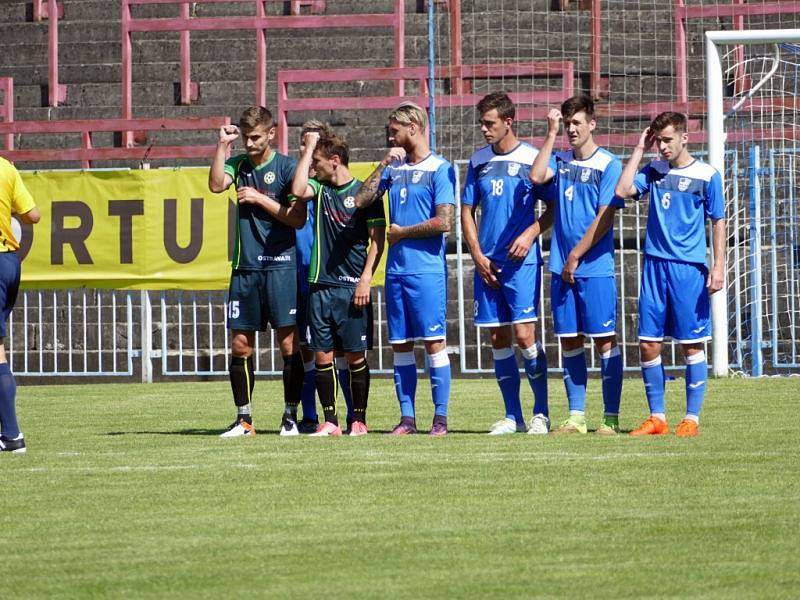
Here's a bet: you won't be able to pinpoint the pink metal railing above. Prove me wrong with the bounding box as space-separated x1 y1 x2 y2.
32 0 67 107
0 116 230 168
0 78 13 151
120 0 406 147
276 61 575 154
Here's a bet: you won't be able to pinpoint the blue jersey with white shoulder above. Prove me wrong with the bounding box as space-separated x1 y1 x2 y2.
633 159 724 265
379 152 456 275
547 147 624 277
462 142 553 267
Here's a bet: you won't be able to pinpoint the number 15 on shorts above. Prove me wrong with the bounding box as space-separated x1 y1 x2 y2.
228 300 240 319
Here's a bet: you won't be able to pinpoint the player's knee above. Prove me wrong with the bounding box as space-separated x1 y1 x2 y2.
231 336 253 357
683 346 705 363
490 326 513 348
594 335 617 355
512 323 535 347
639 341 661 362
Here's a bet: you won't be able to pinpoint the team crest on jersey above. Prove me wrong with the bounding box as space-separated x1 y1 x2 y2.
412 170 423 184
344 196 355 209
507 162 520 177
264 171 276 184
580 168 592 182
678 177 692 192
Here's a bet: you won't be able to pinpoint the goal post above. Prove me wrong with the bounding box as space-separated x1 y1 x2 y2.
706 29 800 377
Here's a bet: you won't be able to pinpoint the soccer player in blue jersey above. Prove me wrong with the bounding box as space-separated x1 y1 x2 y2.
291 130 386 436
530 95 625 435
209 106 306 438
462 92 554 435
615 112 726 437
0 157 40 454
355 101 456 436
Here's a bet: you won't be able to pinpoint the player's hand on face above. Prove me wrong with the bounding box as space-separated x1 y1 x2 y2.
546 109 563 136
219 124 240 145
562 253 579 284
236 186 262 205
475 254 501 289
353 280 371 309
382 147 406 166
302 131 320 152
707 265 724 294
387 223 405 245
507 230 534 262
641 127 656 151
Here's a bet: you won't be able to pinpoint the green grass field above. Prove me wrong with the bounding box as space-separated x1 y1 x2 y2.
3 375 799 599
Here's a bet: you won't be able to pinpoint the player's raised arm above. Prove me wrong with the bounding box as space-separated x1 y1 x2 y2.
291 131 319 200
530 109 560 185
209 124 239 193
354 147 406 208
616 127 655 199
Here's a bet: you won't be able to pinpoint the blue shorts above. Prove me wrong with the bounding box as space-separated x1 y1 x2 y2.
474 261 541 327
0 252 21 338
551 274 617 338
385 271 447 344
227 269 297 331
638 256 711 343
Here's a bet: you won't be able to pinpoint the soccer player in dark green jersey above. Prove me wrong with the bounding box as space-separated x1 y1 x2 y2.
209 106 306 437
289 131 386 436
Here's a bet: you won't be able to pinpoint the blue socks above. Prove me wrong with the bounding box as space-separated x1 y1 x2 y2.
336 357 354 423
562 348 587 414
300 360 318 421
493 347 522 423
0 362 19 438
642 355 666 416
522 342 548 418
685 351 707 420
393 351 417 419
600 346 623 416
429 349 451 417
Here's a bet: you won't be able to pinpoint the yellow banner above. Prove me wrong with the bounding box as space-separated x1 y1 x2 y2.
18 163 386 290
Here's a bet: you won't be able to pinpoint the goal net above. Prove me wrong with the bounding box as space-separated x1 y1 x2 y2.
707 31 800 376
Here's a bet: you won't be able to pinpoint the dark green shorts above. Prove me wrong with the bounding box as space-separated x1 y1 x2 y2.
307 284 373 352
227 268 297 331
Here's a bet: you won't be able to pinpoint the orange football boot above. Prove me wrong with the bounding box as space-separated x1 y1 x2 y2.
675 419 699 438
629 415 670 436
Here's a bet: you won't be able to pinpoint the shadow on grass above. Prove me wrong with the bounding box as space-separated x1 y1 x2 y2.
105 428 495 436
106 429 230 437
